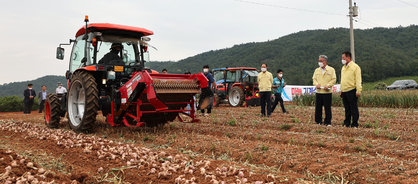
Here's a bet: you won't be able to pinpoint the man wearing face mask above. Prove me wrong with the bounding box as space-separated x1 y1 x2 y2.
257 64 273 117
56 82 67 95
340 51 362 128
271 69 287 114
199 65 216 117
23 84 36 114
313 55 336 126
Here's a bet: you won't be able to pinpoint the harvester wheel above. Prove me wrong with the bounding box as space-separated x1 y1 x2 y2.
228 86 244 107
67 71 99 133
44 94 61 128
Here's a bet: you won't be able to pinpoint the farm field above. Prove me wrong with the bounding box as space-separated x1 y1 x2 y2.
0 105 417 183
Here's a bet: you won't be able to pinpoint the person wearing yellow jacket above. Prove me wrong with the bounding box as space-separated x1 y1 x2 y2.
313 55 336 126
257 64 273 117
340 51 362 128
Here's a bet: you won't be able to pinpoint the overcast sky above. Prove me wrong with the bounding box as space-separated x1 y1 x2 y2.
0 0 417 84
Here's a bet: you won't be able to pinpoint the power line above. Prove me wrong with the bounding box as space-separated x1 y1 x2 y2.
357 18 382 27
234 0 383 28
234 0 345 16
395 0 418 9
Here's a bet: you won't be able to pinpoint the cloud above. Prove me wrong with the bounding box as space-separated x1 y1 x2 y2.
0 0 417 84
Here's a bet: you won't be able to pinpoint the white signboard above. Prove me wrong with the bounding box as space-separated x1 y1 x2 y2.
280 84 341 101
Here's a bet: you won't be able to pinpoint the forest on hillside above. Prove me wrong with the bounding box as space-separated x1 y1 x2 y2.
146 26 418 85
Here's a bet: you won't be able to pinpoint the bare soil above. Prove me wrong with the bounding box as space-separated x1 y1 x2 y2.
0 105 416 183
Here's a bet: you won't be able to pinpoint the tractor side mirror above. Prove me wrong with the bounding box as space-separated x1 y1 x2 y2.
56 47 65 60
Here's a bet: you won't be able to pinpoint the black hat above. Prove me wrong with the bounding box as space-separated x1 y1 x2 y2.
110 43 123 50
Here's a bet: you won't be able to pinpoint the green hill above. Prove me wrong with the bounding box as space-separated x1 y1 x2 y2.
0 75 67 97
146 26 418 85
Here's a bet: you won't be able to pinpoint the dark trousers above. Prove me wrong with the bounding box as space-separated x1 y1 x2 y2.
259 91 272 116
24 101 33 114
39 100 45 113
200 96 213 114
315 93 332 125
342 89 359 127
198 87 213 114
271 93 286 113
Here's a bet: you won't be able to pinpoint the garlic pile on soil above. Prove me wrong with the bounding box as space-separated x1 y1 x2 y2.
38 168 45 174
238 171 244 178
11 160 18 167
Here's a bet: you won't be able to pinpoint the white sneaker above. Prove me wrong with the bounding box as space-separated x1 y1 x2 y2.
204 113 210 117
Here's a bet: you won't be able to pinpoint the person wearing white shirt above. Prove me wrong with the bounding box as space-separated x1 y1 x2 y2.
56 82 67 94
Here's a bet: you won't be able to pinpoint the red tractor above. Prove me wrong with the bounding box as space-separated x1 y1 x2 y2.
212 67 260 107
45 16 208 132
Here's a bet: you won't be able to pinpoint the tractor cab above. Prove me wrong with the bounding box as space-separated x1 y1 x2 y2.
56 20 154 82
213 67 260 107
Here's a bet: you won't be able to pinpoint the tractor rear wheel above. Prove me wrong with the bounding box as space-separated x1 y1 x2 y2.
44 94 61 128
67 71 99 132
228 86 244 107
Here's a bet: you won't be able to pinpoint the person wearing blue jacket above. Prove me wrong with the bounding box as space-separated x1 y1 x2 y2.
271 69 287 114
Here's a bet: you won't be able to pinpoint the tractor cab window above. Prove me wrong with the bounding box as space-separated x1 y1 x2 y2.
242 70 258 83
213 71 224 82
69 37 86 72
96 42 136 65
226 71 237 82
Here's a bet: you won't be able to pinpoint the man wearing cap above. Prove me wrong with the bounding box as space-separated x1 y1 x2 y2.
56 82 67 95
313 55 336 126
98 43 123 65
23 84 36 114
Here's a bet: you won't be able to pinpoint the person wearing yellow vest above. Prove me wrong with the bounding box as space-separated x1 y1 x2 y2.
313 55 336 126
340 51 362 128
257 63 273 117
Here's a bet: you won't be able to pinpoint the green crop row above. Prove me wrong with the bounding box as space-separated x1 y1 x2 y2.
293 90 418 108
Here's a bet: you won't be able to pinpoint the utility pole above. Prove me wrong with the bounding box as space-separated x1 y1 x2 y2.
349 0 358 61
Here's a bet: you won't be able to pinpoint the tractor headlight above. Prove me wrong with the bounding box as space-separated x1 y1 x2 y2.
107 71 116 80
102 79 107 85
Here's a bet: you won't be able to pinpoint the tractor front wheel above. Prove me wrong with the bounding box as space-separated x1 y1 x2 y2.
44 94 61 128
228 86 244 107
67 71 99 133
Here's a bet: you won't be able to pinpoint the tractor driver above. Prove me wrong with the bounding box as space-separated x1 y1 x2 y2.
98 43 123 65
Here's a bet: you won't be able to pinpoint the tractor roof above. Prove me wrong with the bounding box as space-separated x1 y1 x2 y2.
212 67 257 71
75 23 154 38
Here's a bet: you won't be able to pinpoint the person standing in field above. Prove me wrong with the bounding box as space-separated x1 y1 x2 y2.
56 82 67 95
340 51 362 128
38 85 48 113
199 65 216 117
313 55 336 126
23 84 36 114
271 69 287 114
257 63 273 117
